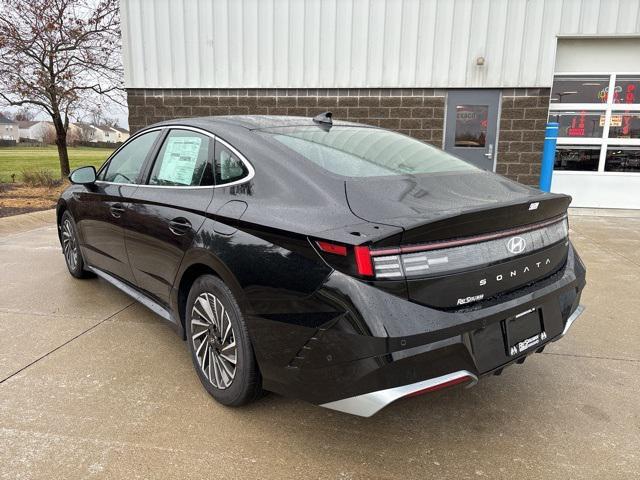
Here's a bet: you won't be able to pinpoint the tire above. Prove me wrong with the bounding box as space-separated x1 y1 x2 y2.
186 274 262 406
60 211 92 279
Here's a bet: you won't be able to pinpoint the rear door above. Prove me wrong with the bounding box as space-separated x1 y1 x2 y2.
444 90 501 171
124 128 215 305
76 129 162 283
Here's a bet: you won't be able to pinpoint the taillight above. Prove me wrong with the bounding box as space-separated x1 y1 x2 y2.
354 246 373 277
314 240 375 278
369 217 569 280
316 241 347 256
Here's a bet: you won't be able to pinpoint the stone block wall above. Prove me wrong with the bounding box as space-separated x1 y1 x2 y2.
127 88 446 148
496 88 551 185
127 87 550 186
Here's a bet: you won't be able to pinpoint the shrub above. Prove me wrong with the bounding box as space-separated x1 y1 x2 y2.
21 169 61 188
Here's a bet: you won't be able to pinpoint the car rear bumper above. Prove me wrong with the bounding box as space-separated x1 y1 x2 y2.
319 303 584 417
248 243 586 416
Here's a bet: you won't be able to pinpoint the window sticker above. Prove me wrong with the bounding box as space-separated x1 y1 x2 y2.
157 137 202 185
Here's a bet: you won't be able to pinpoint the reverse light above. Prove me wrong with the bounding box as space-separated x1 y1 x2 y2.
316 241 347 256
354 246 374 276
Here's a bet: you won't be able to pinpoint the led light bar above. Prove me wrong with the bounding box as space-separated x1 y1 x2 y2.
372 217 569 280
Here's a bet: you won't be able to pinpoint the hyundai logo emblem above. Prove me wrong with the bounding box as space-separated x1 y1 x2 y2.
506 236 526 255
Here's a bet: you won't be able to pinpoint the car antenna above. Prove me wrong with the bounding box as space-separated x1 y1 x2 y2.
312 111 333 129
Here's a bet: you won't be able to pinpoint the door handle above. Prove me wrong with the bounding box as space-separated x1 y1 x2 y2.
169 217 192 235
484 144 494 159
110 203 125 218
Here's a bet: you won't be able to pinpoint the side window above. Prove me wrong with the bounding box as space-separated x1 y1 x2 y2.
100 131 160 184
214 140 249 185
149 130 213 186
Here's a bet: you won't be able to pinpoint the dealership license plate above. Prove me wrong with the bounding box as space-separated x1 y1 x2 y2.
506 308 547 357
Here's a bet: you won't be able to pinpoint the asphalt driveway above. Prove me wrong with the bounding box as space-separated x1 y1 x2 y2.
1 210 639 479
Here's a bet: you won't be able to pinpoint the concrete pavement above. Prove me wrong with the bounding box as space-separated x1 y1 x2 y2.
1 210 639 479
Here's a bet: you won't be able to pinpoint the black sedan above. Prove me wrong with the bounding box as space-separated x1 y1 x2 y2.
57 114 586 417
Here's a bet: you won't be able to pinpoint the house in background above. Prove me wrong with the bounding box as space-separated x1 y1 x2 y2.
0 114 19 142
121 0 640 209
96 125 116 143
18 121 54 142
73 122 129 144
111 126 130 143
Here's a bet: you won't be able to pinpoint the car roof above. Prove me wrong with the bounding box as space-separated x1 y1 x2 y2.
152 115 369 131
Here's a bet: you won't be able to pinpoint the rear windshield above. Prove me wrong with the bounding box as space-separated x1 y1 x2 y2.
258 126 477 177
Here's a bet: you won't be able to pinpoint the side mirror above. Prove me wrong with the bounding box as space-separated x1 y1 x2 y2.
69 166 96 185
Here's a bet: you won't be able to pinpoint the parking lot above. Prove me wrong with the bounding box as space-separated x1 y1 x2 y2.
1 209 638 479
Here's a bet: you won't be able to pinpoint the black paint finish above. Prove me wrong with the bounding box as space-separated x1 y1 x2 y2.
57 116 586 407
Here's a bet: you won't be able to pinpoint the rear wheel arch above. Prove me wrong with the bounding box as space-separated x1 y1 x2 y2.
175 252 246 340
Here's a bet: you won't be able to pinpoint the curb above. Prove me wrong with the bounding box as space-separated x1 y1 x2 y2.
0 209 56 237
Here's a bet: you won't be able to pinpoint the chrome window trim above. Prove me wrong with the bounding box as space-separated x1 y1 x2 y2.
95 124 255 189
209 134 256 188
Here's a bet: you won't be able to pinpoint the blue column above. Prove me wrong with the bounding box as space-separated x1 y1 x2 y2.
539 122 559 192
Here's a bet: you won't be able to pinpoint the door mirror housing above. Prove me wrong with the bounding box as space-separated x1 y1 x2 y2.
69 166 97 185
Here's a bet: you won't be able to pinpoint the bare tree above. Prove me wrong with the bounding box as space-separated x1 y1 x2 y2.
14 108 36 122
87 104 119 128
0 0 123 177
40 123 57 145
2 107 37 121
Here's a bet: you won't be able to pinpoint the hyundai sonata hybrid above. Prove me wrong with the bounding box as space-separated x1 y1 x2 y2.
57 113 586 416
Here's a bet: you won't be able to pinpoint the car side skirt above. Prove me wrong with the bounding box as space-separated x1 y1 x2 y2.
87 266 177 325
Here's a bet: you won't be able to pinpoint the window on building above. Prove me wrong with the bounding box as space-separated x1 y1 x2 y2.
550 75 610 104
605 147 640 173
554 147 599 171
549 73 640 173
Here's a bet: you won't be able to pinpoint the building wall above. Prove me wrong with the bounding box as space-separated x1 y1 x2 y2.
128 87 548 185
0 123 18 141
121 0 640 90
497 88 551 185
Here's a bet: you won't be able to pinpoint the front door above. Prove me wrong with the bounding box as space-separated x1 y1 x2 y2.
77 129 163 284
75 182 138 284
444 90 501 171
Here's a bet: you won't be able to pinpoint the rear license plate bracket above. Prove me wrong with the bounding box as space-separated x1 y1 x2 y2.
502 308 547 357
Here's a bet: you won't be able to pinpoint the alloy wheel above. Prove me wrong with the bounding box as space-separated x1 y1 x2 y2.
190 292 237 389
62 219 79 271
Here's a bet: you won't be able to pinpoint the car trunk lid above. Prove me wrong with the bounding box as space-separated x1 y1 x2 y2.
345 171 572 308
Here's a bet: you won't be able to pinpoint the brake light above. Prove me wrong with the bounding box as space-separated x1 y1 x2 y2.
354 246 374 276
316 241 348 256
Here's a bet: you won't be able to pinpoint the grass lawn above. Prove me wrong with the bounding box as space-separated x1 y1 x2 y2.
0 146 113 183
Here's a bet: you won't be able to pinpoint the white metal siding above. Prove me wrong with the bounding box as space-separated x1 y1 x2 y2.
121 0 640 89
